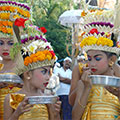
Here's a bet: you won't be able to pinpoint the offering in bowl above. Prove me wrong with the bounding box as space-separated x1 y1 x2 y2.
27 95 58 104
89 75 120 87
0 73 22 83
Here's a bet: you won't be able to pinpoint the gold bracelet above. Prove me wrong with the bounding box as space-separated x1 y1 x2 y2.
78 99 86 108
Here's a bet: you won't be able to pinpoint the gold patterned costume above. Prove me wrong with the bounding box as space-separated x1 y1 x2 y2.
0 85 20 120
9 94 49 120
82 85 120 120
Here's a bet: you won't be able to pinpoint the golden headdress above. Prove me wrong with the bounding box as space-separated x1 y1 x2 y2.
80 2 120 56
10 19 56 75
0 1 30 37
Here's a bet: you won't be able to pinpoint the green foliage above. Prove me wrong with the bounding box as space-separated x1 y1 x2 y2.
10 43 21 60
5 0 74 59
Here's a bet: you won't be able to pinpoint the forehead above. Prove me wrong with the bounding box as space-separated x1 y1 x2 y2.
64 60 71 63
87 50 105 56
0 37 13 42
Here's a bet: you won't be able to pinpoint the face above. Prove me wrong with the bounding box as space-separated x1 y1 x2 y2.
63 60 71 69
0 38 14 60
30 66 51 91
87 50 109 75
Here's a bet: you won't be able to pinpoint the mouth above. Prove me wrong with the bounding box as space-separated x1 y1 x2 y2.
43 82 49 87
91 68 97 72
2 52 9 56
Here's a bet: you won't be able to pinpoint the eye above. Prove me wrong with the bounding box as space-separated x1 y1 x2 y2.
41 69 47 75
88 57 91 61
0 40 4 45
8 41 14 46
95 57 101 61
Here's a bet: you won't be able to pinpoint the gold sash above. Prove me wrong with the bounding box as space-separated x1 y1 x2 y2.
0 85 20 120
82 85 120 120
10 94 49 120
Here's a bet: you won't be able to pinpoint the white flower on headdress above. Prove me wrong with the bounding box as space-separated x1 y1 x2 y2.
27 44 37 54
22 47 28 55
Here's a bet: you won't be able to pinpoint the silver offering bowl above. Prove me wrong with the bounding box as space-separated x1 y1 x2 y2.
0 73 22 83
89 75 120 87
27 95 58 104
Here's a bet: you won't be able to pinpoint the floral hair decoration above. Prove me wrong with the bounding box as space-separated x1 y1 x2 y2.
0 1 30 37
11 18 56 75
80 7 120 56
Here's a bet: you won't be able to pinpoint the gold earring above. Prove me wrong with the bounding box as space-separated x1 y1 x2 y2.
109 61 114 67
27 77 30 80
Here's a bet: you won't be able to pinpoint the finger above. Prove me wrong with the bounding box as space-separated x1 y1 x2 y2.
22 107 32 113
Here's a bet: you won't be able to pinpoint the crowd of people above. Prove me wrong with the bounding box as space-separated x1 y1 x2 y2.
1 0 120 120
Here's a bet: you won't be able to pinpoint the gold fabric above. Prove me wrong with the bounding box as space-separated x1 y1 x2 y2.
82 85 120 120
10 94 49 120
0 84 20 120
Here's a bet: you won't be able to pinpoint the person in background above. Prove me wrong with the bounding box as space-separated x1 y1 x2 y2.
55 57 72 120
0 1 30 119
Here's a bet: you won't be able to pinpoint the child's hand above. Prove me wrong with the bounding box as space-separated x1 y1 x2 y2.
81 67 92 88
14 83 23 88
105 86 120 100
0 82 8 88
48 97 61 118
15 97 33 117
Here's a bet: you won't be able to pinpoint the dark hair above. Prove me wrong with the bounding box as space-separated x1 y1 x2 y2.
102 51 117 58
19 74 24 79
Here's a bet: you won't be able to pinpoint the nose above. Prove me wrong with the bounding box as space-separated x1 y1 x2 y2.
3 43 9 51
90 59 96 67
46 72 50 81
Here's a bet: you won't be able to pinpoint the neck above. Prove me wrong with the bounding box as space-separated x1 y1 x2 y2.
21 81 44 96
1 59 15 73
102 67 114 76
63 66 68 71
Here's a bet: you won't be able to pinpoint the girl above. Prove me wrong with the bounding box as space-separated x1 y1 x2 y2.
0 1 30 119
70 9 120 120
4 18 61 120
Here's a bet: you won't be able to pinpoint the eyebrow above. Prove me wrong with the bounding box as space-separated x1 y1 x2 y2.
88 54 103 58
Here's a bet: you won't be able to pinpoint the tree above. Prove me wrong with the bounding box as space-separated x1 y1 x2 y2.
5 0 74 59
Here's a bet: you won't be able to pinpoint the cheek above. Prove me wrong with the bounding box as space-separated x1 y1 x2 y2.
97 59 108 69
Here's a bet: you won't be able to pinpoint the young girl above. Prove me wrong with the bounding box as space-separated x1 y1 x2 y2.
70 9 120 120
0 1 30 119
4 18 61 120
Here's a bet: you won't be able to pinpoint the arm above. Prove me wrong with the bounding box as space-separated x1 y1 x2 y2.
4 94 18 120
58 75 71 84
69 65 81 106
4 95 33 120
48 99 61 120
72 69 92 120
72 81 91 120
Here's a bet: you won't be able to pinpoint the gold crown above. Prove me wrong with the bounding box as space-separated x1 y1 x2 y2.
0 1 30 37
80 7 120 56
11 19 56 75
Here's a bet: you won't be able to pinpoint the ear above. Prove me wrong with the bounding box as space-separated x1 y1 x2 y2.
110 55 117 63
23 71 33 80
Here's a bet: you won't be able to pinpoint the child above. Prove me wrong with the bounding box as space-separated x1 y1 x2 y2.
70 8 120 120
4 18 61 120
0 1 30 119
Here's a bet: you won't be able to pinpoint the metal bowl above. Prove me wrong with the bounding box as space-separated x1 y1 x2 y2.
27 95 58 104
89 75 120 87
0 73 22 83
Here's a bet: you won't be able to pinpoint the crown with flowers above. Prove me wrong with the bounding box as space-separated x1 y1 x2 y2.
0 1 30 37
10 18 56 75
80 7 120 56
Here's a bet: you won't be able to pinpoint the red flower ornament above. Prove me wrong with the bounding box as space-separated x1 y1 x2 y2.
39 27 47 33
49 51 55 58
15 18 28 28
89 28 98 34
